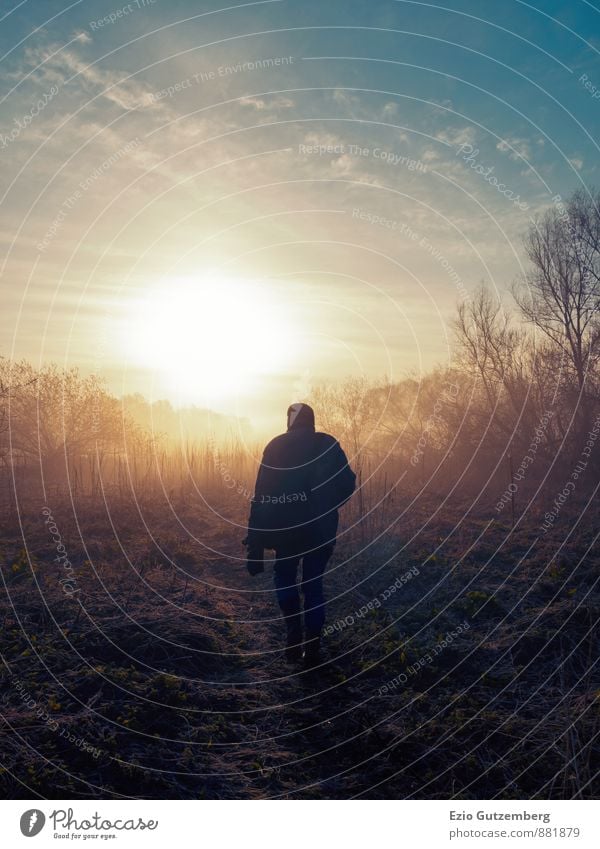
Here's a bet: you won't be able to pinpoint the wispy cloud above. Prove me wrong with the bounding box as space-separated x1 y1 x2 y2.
20 40 154 112
496 135 533 162
238 94 295 111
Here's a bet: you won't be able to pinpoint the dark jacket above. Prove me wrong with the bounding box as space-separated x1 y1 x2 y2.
247 426 356 552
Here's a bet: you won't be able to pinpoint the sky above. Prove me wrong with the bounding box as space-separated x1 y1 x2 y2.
1 0 599 434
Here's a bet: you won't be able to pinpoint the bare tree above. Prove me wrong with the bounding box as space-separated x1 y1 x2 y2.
454 285 524 433
514 193 600 397
0 367 7 466
0 356 39 467
0 359 127 474
310 376 380 465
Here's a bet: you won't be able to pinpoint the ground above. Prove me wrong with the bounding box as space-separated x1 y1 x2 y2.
0 489 598 799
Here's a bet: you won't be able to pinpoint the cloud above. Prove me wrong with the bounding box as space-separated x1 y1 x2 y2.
21 41 153 112
332 88 360 107
330 153 358 176
238 95 295 111
568 156 583 171
421 148 441 163
496 135 532 162
296 131 385 186
435 126 477 149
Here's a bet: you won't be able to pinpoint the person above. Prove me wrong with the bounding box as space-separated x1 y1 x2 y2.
243 402 356 668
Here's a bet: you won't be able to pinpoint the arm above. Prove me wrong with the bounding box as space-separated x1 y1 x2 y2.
313 437 356 513
329 441 356 508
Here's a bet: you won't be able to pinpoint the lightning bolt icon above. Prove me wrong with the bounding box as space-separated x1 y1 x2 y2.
29 812 38 833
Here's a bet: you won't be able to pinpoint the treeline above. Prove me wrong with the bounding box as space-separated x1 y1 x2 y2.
120 394 252 446
309 188 600 511
0 359 155 498
1 187 599 514
0 359 252 501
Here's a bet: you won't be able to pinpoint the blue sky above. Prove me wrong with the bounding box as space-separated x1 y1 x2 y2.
1 0 599 428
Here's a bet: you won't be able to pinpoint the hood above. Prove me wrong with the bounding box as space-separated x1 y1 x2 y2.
286 402 315 431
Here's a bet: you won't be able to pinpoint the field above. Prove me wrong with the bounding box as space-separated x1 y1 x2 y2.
1 459 598 800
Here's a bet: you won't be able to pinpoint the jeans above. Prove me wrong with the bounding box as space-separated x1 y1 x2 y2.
273 544 334 642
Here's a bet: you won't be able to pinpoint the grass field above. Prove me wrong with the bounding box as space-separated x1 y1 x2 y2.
1 474 597 799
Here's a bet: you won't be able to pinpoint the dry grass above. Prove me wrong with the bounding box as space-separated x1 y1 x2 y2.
1 460 598 799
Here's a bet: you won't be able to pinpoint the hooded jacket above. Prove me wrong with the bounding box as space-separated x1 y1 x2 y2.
247 403 356 552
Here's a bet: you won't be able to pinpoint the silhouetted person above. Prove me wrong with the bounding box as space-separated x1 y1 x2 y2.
243 403 356 668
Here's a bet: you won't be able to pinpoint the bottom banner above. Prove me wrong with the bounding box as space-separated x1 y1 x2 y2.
0 800 598 848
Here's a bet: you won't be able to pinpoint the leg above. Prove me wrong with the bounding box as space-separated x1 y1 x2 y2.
273 550 302 659
300 545 333 664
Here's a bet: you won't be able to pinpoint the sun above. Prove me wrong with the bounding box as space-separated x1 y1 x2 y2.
123 275 298 405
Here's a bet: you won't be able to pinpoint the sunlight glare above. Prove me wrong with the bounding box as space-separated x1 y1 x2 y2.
124 275 298 405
